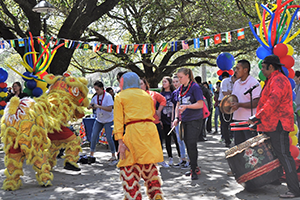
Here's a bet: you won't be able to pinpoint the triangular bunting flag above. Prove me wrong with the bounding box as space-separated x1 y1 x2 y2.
68 40 73 48
225 32 231 43
182 40 189 50
214 34 221 44
237 28 245 40
93 43 98 52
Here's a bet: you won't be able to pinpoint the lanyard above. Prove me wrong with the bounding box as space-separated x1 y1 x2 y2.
97 90 105 106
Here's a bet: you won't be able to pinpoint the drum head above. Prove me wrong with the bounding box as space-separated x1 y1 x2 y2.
220 95 238 114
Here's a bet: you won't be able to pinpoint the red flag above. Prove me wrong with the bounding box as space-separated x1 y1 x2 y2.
214 34 221 44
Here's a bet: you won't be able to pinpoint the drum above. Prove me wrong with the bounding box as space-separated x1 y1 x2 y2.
225 134 282 191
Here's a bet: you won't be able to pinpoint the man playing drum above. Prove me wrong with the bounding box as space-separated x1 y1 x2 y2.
249 55 300 198
231 60 261 145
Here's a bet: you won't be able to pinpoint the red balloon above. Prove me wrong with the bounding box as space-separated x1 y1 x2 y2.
288 68 295 79
228 69 234 76
217 70 224 76
290 145 299 159
0 82 7 88
280 55 295 69
274 43 288 58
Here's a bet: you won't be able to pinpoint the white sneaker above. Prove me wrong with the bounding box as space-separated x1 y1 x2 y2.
109 159 118 166
169 157 173 166
158 161 170 168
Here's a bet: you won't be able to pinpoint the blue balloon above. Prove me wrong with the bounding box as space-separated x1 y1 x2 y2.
2 88 7 92
0 68 8 83
22 72 31 81
219 75 223 81
289 78 296 90
26 80 37 89
256 46 272 60
281 67 289 77
293 91 296 101
216 53 235 71
32 87 43 97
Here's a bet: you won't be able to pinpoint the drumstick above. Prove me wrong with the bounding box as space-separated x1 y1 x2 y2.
167 125 176 136
230 121 249 126
231 127 254 131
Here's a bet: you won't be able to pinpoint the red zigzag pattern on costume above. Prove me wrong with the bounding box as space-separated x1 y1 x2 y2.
120 164 164 200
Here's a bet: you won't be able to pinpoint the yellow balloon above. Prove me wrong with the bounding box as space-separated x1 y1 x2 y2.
291 135 298 146
260 81 265 89
42 87 48 93
289 124 298 136
36 80 48 89
286 44 294 56
0 110 3 115
0 92 7 98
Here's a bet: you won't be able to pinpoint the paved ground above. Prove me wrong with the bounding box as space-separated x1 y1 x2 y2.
0 133 299 200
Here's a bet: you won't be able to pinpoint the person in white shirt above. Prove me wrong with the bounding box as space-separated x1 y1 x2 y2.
231 60 261 145
218 72 237 147
88 81 116 165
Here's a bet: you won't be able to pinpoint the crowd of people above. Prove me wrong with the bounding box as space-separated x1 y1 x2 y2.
5 55 300 198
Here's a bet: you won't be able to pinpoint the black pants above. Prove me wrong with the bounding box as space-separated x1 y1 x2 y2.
162 124 181 158
220 111 232 145
266 121 300 196
233 120 257 145
156 123 164 149
206 110 212 132
182 119 203 171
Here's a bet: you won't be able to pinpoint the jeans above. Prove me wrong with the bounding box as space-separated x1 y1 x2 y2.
297 113 300 145
175 124 186 159
266 121 300 196
90 120 115 154
182 119 203 171
214 106 220 132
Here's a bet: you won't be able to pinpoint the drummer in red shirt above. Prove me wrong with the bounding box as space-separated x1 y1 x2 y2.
249 55 300 198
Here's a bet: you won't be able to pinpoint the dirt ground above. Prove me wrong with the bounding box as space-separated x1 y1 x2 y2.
0 133 299 200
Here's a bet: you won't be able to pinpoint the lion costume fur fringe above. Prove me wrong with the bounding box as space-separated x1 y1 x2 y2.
0 73 89 191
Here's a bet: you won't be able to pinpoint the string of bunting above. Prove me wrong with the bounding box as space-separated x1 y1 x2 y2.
0 24 263 54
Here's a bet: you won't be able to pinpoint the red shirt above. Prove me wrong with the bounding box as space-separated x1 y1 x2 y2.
256 70 294 132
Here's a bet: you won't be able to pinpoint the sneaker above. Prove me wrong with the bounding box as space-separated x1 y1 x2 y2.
109 159 118 166
191 171 198 180
88 156 96 165
173 160 186 168
225 143 231 148
185 167 201 176
64 162 81 171
219 138 224 143
181 161 190 169
168 157 173 166
158 161 170 168
279 191 298 198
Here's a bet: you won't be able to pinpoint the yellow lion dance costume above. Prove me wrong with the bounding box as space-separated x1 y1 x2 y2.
0 72 89 191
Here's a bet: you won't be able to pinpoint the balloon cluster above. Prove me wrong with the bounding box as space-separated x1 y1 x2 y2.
250 0 300 158
0 68 8 115
6 32 65 97
216 52 235 80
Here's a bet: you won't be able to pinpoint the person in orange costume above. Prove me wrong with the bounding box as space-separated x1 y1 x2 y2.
114 72 164 200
